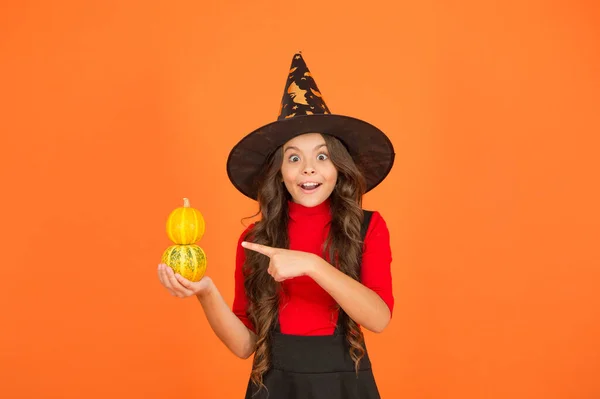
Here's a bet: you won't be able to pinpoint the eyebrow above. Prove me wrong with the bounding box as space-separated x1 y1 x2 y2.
283 143 327 153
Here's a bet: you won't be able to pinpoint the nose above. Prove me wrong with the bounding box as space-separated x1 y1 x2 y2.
302 164 316 175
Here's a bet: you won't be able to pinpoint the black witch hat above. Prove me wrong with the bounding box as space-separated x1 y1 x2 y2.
226 53 395 201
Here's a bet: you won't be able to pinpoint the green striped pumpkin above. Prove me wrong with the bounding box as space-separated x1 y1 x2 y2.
161 244 207 282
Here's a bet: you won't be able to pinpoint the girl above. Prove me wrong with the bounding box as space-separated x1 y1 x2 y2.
157 53 395 399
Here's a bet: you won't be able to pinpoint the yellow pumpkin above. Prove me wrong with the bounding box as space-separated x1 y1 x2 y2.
166 197 205 244
161 244 207 282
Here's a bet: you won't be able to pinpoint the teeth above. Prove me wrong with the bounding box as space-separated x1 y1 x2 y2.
301 182 319 188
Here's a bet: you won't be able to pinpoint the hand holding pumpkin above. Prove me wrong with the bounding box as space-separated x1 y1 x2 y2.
158 198 209 299
157 263 214 298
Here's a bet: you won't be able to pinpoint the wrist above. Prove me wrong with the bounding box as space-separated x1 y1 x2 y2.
306 255 326 278
195 277 216 302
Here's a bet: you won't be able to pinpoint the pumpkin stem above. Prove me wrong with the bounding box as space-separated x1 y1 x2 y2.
183 198 190 208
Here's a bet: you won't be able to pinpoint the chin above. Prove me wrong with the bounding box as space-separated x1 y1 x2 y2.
295 197 324 207
291 191 332 207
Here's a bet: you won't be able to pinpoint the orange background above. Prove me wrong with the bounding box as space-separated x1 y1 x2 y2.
1 1 599 398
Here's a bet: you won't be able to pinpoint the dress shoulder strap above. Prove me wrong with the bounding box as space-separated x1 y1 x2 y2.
360 210 374 244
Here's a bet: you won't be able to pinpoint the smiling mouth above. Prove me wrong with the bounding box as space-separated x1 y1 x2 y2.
299 182 322 191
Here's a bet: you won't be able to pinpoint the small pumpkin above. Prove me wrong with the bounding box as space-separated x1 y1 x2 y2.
161 244 207 282
166 197 205 245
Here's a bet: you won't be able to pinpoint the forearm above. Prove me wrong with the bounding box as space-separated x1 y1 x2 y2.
307 257 391 333
196 282 257 359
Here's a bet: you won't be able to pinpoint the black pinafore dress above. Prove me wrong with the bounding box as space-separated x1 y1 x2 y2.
244 211 381 399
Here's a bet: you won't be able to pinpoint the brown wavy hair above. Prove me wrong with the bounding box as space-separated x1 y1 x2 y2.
242 133 368 390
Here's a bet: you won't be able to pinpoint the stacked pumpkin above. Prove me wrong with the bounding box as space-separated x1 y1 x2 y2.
161 198 207 282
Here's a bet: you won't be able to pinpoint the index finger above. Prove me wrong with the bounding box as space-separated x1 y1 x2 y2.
241 241 275 257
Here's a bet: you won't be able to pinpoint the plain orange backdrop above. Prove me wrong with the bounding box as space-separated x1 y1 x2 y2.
1 1 599 398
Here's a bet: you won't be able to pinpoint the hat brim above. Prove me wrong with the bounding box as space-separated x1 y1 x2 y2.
226 114 395 201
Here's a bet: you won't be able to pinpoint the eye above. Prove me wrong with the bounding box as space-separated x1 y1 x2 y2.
288 155 300 162
317 153 329 161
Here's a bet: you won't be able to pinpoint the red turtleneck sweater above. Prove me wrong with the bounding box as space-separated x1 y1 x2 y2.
232 199 394 336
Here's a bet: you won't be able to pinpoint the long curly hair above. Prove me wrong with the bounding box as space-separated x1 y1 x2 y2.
242 133 367 389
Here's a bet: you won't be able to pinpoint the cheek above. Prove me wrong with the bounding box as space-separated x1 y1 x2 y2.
325 165 338 183
280 165 295 185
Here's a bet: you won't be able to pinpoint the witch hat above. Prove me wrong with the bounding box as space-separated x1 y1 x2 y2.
226 53 395 201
